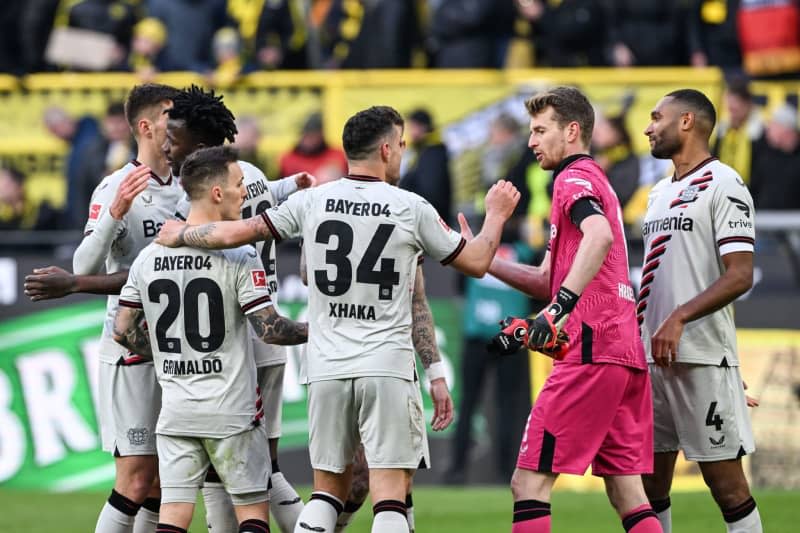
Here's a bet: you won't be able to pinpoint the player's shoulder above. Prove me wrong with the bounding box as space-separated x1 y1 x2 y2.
93 162 136 195
239 160 268 181
130 241 161 270
706 159 747 189
222 245 260 265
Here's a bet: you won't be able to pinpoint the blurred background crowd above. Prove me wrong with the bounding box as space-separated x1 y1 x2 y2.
1 0 800 78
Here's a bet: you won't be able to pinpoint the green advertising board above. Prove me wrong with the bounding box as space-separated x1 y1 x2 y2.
0 299 462 491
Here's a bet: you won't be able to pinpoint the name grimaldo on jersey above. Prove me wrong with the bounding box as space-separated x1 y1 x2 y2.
163 358 223 375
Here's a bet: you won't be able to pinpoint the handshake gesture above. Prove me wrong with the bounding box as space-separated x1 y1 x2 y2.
487 287 579 360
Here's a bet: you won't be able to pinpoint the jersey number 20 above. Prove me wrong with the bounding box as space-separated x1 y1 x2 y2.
148 278 225 353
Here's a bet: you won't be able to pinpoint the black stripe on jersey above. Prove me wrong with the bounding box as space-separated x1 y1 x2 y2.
118 299 143 309
690 175 714 185
132 158 172 186
636 301 647 315
581 323 593 364
640 272 655 289
259 212 282 243
84 230 94 236
440 237 466 266
637 314 644 325
241 295 272 313
345 174 382 182
650 234 672 249
174 211 186 221
638 286 651 301
417 255 425 265
672 156 717 182
642 259 660 277
717 236 755 247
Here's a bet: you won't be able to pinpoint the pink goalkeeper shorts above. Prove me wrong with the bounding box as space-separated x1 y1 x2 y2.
517 362 653 476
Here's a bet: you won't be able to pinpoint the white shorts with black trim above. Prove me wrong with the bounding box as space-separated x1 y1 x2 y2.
98 361 160 456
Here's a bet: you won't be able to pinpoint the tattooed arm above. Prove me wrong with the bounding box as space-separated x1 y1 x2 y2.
248 306 308 345
156 215 275 249
113 306 154 361
412 265 454 431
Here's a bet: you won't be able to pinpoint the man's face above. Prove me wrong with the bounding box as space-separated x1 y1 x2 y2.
164 118 201 176
725 92 751 130
219 162 246 221
644 97 684 160
385 124 406 185
150 100 172 153
528 107 568 170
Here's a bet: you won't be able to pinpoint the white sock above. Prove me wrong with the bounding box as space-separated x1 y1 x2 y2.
293 492 342 533
371 510 409 533
202 482 238 532
270 471 304 533
95 501 136 533
725 501 762 533
132 506 159 533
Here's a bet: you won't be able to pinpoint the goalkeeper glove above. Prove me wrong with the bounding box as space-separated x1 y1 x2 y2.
528 286 579 351
487 316 532 356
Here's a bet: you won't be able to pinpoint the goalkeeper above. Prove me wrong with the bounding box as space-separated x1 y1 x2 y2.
464 87 661 533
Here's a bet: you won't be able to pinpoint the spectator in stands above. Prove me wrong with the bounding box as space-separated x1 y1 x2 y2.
67 0 139 70
0 1 24 74
477 113 527 225
233 116 268 172
750 104 800 209
317 0 422 69
713 78 763 185
146 0 230 72
18 0 60 73
429 0 517 68
738 0 800 77
43 106 100 221
208 27 245 88
592 109 640 208
606 0 690 66
278 111 346 183
399 109 453 224
688 0 742 70
516 0 609 67
68 101 133 229
255 0 308 70
0 167 26 229
129 17 168 79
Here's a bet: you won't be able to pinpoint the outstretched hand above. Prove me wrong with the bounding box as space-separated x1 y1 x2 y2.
155 219 188 247
484 180 520 221
24 266 76 301
292 171 317 190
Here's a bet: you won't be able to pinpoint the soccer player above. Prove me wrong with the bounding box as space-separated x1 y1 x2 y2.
113 145 308 533
640 89 760 533
469 87 662 533
156 105 519 533
165 85 311 533
71 83 181 533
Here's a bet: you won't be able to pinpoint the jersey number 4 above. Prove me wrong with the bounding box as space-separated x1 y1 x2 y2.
705 401 724 431
314 220 400 300
148 278 225 353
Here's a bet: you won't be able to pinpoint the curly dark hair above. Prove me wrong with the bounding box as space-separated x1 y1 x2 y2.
168 85 237 146
124 83 180 131
342 105 404 161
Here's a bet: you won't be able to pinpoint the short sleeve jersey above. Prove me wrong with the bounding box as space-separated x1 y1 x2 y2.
261 174 465 382
119 242 272 438
548 155 645 369
175 161 286 367
639 158 755 366
84 161 183 363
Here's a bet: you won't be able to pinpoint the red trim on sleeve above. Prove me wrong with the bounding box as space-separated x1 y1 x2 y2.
118 299 143 309
717 236 755 247
440 237 466 266
259 212 283 243
241 294 272 313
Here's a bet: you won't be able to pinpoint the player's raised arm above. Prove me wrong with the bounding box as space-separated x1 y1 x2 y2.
156 214 274 249
24 267 131 300
447 180 521 277
457 213 551 300
247 306 308 346
112 306 153 361
411 264 453 431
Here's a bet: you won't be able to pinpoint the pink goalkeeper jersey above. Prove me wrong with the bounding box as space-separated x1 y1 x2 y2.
547 155 645 369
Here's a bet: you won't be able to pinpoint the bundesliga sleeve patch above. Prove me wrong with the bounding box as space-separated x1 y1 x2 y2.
251 269 268 290
88 203 102 220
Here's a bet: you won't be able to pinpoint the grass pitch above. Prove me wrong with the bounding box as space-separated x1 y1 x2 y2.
0 486 796 532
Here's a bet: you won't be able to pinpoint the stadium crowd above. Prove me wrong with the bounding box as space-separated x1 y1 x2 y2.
1 0 800 77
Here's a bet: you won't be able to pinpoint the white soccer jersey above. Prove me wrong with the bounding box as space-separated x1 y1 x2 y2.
83 161 184 363
639 158 755 366
262 174 465 382
175 160 290 366
119 242 273 438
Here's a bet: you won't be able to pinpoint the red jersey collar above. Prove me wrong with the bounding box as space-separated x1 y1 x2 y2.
552 154 593 180
671 156 717 182
345 174 382 182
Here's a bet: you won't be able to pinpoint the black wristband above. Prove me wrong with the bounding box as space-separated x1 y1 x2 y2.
553 286 579 316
